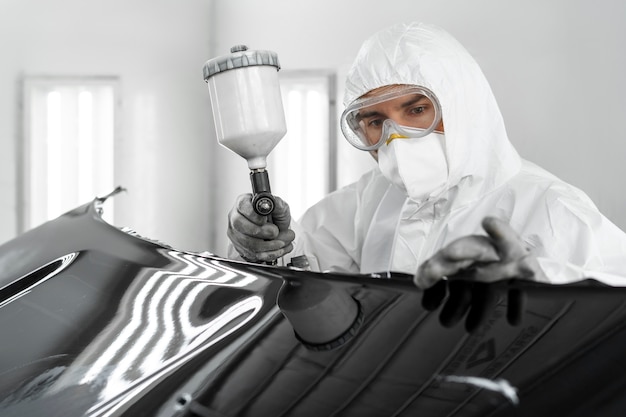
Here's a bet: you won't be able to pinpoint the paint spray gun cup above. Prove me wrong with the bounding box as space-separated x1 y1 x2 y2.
203 44 287 217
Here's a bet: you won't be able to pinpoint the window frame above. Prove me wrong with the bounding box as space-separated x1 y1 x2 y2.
18 75 120 233
269 70 337 219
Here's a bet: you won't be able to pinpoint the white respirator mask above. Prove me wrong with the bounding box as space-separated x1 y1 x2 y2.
377 129 449 202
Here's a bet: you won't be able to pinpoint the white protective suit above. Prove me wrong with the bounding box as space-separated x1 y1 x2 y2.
287 22 626 286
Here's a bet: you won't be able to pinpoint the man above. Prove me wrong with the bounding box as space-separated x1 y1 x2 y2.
227 22 626 289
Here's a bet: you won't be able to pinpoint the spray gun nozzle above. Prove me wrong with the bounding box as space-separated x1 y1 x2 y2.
253 193 275 216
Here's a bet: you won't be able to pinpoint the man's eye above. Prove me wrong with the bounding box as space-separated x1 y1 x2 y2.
410 106 426 115
367 119 383 127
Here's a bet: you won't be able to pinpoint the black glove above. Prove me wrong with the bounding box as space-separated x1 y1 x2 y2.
421 279 525 332
227 193 295 263
415 217 544 332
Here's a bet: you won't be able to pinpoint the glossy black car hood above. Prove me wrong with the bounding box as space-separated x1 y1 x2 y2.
0 198 625 417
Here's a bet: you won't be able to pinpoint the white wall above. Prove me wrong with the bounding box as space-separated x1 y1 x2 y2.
210 0 626 256
0 0 215 252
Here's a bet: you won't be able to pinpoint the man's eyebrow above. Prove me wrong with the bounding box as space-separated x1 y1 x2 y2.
400 94 428 108
356 95 429 120
356 110 383 120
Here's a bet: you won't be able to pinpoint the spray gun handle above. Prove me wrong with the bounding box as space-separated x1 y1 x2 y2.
250 169 278 266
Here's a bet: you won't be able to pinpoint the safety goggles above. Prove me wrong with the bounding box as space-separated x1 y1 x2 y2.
340 85 442 151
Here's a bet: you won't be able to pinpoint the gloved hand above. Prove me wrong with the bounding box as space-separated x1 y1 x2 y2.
227 193 296 263
414 216 547 332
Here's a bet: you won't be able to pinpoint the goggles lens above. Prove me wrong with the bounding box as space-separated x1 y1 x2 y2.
340 86 441 151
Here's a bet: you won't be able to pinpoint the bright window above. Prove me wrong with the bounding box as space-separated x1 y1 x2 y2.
21 77 118 231
269 71 336 220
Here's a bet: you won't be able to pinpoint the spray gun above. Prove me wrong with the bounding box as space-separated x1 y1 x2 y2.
203 47 362 345
203 45 287 264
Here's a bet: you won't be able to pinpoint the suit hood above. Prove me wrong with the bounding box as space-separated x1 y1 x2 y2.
344 22 522 206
